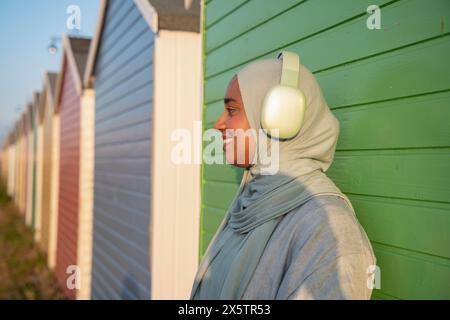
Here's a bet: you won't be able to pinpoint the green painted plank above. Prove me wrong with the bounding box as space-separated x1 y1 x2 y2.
205 0 249 28
334 90 450 150
351 194 450 259
371 290 400 300
203 180 240 210
205 34 450 105
372 243 450 299
318 35 450 108
205 0 394 77
328 149 450 203
206 0 450 78
206 0 303 53
200 230 214 258
284 0 450 72
203 163 243 184
202 206 227 235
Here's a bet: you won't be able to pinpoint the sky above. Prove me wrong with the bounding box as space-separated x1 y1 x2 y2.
0 0 100 144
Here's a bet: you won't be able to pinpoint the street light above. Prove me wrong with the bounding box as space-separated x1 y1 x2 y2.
47 36 61 55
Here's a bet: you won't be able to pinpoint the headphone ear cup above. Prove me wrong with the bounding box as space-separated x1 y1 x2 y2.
260 85 306 140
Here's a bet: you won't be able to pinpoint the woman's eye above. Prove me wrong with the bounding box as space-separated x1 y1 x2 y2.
227 107 237 115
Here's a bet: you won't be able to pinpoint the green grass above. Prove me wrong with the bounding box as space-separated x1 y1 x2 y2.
0 181 66 300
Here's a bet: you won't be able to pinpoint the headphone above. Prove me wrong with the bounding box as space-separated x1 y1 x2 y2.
260 51 306 140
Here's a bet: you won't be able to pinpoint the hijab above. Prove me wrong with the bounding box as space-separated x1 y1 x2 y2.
190 55 354 299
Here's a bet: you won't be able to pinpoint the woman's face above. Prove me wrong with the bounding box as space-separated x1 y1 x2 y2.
213 76 255 168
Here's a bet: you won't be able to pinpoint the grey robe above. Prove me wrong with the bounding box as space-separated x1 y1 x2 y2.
194 195 376 300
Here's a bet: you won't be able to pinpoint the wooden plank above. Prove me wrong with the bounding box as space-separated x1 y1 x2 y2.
203 163 243 184
96 19 153 76
95 139 150 159
205 0 393 78
205 0 248 28
204 34 450 104
95 121 151 147
96 85 152 121
372 243 450 299
206 0 450 78
351 194 450 258
203 180 240 210
334 91 450 150
96 102 151 136
328 149 450 203
206 0 302 53
96 63 153 107
95 45 154 97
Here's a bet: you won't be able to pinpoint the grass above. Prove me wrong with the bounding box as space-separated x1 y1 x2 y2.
0 181 66 300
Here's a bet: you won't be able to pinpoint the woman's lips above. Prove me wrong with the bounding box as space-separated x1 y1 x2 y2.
222 136 233 150
223 137 233 144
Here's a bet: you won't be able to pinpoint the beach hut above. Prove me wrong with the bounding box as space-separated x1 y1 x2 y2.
18 110 29 216
48 74 62 270
15 115 22 211
0 136 9 185
11 123 19 205
13 121 21 206
53 35 94 299
84 0 202 299
37 72 58 255
25 95 40 230
34 90 47 243
200 0 450 299
7 131 16 197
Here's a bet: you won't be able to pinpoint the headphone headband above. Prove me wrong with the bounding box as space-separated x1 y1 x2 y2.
277 51 300 88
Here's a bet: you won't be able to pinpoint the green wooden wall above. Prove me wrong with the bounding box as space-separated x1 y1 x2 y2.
200 0 450 299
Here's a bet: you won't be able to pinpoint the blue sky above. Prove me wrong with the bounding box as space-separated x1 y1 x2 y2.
0 0 100 143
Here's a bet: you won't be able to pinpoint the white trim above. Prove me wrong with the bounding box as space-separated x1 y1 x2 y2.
76 89 95 300
34 123 44 242
48 114 60 269
7 144 15 196
25 129 33 226
150 29 201 299
134 0 158 33
83 0 108 88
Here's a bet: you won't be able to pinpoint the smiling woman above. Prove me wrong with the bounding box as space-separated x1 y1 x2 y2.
214 75 255 168
191 52 376 300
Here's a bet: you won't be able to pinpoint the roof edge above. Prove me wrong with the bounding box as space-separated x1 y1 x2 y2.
83 0 108 88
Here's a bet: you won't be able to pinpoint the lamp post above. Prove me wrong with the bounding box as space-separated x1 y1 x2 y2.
47 36 61 55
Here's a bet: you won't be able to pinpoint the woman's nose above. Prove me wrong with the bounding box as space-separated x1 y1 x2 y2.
213 111 227 132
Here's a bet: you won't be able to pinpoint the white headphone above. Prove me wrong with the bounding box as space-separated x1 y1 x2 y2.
260 51 306 140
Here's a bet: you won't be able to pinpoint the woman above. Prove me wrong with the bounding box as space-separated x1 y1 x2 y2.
191 52 376 300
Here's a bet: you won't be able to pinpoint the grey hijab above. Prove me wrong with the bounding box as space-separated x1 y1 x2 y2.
190 56 354 299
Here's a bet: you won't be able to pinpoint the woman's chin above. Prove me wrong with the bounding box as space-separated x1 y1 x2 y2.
224 146 249 168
